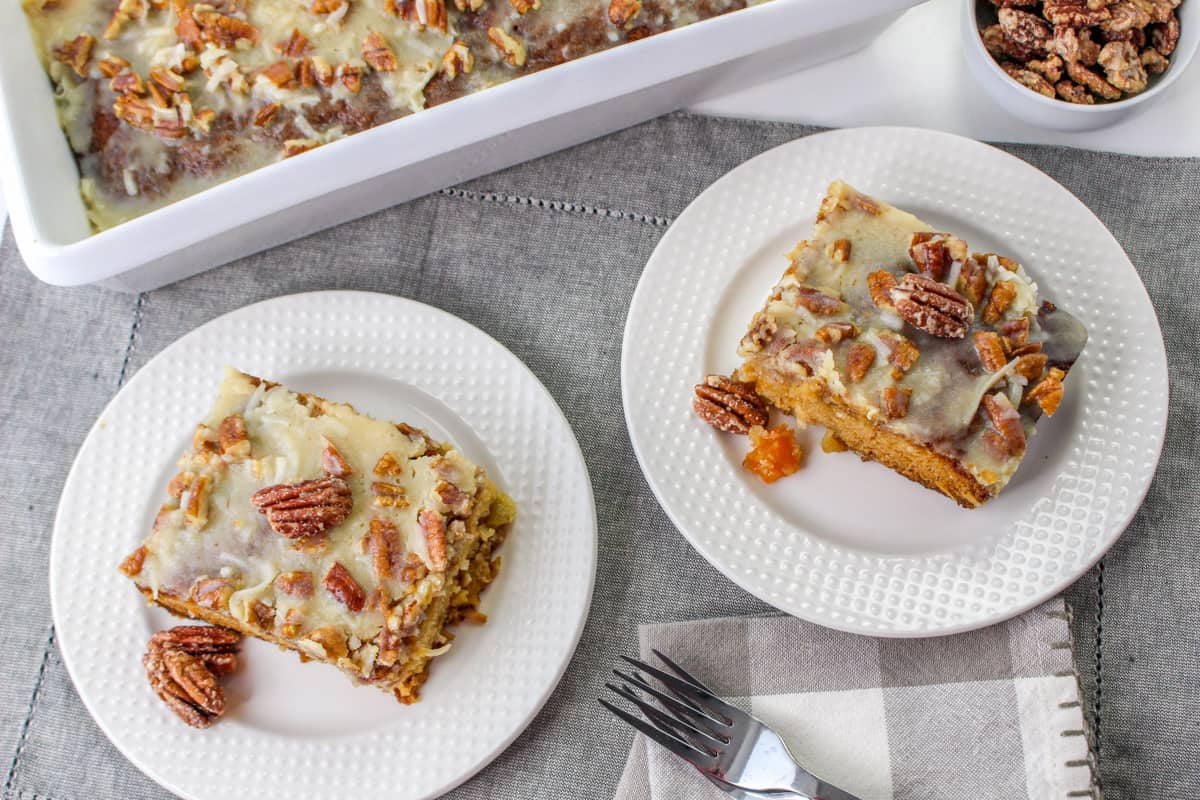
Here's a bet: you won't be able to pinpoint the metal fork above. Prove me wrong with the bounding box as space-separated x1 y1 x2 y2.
599 649 862 800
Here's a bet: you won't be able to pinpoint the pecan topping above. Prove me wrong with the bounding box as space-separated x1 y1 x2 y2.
399 551 429 582
251 476 352 539
488 27 527 68
778 340 828 375
879 331 920 378
119 546 148 577
419 509 449 572
105 0 143 39
609 0 640 26
795 286 845 316
1013 352 1049 381
311 56 335 86
339 64 363 94
274 570 314 597
982 393 1026 457
740 313 778 353
692 375 769 434
218 414 250 457
374 452 404 477
815 322 858 345
363 31 399 71
254 103 279 127
261 60 296 88
510 0 540 12
306 625 348 659
846 343 876 383
881 386 912 419
975 331 1009 372
183 474 211 528
191 577 233 609
436 481 472 516
321 441 352 477
957 256 989 307
909 233 953 281
276 28 310 57
53 34 94 77
1025 367 1066 416
283 138 320 158
890 274 974 338
193 4 261 47
981 280 1018 324
324 562 366 611
390 0 448 29
365 518 402 581
867 270 899 309
830 239 851 263
372 481 409 508
98 55 130 78
441 41 474 80
999 317 1031 349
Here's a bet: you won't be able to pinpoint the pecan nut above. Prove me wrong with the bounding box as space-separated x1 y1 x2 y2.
982 393 1027 457
323 562 366 611
251 476 352 539
998 8 1052 58
692 375 770 434
143 627 240 729
419 509 449 572
889 274 975 338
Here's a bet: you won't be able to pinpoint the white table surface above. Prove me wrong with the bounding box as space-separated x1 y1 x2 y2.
2 0 1196 229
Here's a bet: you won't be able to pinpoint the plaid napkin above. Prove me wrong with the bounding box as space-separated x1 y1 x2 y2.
614 599 1099 800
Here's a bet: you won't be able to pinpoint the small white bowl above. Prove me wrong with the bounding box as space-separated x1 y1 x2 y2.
962 0 1199 131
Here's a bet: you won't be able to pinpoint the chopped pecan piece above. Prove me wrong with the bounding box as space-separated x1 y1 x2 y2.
1066 60 1123 99
609 0 640 26
321 441 352 477
419 509 449 572
399 551 428 582
149 67 186 93
274 570 314 597
372 481 409 508
283 138 320 157
981 280 1018 324
323 562 366 612
260 60 296 88
436 481 472 516
1013 352 1049 381
867 270 898 309
441 41 474 79
110 69 146 94
1150 13 1180 55
1002 63 1057 97
218 414 250 457
693 374 769 434
1043 0 1112 27
182 474 211 528
830 239 852 263
890 274 975 338
1098 40 1148 92
363 31 399 71
365 518 402 581
53 34 95 78
305 625 348 659
998 8 1052 59
879 331 920 378
815 322 858 345
999 317 1031 349
1056 79 1096 103
795 286 845 316
741 313 778 353
105 0 143 39
975 331 1009 372
846 342 877 383
778 340 827 375
251 476 352 539
1025 367 1066 415
311 56 335 86
339 65 363 94
120 545 148 576
97 55 129 78
276 28 310 56
488 27 526 68
982 393 1026 457
374 452 404 477
191 577 233 609
881 386 912 419
957 256 989 307
909 233 952 281
193 5 260 47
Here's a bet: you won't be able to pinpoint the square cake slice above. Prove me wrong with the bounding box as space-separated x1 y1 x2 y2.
736 181 1088 508
120 368 516 703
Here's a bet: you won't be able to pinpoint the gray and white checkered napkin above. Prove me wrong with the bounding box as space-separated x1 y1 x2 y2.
614 599 1099 800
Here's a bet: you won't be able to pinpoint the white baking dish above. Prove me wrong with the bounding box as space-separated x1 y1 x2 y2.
0 0 922 292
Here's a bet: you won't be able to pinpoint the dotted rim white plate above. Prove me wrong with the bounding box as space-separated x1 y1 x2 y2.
50 291 597 800
622 127 1167 637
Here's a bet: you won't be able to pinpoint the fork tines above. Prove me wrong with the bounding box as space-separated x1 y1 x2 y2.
598 651 736 774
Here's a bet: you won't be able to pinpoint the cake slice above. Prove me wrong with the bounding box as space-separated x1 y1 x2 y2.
120 368 515 703
736 181 1087 508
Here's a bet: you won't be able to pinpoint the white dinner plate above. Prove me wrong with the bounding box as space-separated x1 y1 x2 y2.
50 291 597 799
622 127 1167 636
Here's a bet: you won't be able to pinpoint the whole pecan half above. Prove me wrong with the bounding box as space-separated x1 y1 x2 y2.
143 627 239 729
251 476 352 539
889 274 975 338
692 375 770 434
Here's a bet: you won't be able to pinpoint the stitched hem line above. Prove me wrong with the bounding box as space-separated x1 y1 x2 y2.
115 293 147 389
3 627 56 795
1094 560 1105 757
438 188 674 227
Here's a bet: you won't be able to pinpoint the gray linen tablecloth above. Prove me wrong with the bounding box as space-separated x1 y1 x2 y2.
0 113 1196 800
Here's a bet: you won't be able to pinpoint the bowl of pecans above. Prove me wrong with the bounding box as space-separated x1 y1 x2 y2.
963 0 1197 130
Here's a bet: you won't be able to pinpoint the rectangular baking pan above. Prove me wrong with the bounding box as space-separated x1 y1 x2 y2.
0 0 923 292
